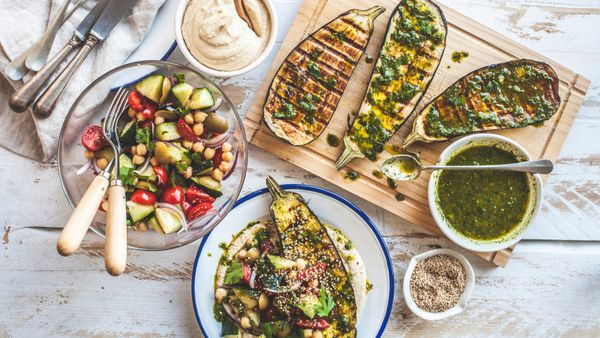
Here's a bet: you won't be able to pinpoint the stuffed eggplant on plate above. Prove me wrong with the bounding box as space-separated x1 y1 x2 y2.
213 177 368 337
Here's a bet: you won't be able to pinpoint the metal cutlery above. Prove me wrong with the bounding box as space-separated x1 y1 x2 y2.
9 0 109 113
102 87 129 276
26 0 74 72
4 0 88 81
32 0 138 118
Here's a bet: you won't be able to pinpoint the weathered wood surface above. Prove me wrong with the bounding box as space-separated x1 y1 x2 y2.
1 0 600 336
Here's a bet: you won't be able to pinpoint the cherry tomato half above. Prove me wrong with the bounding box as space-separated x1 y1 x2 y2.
242 263 252 285
81 125 108 151
181 200 192 216
213 147 223 169
161 186 184 204
153 166 168 187
176 118 198 142
186 202 212 221
130 189 157 205
128 90 144 111
141 102 157 120
186 185 216 205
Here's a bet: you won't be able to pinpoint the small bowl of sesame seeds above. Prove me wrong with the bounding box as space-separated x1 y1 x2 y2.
402 248 475 320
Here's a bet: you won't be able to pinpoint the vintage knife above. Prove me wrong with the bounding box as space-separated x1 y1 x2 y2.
32 0 138 118
9 0 109 113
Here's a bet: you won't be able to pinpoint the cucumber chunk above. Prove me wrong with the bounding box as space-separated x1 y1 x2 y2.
155 122 181 141
160 77 172 104
188 87 214 109
190 176 222 197
147 216 165 234
119 120 137 146
136 165 156 181
154 141 183 164
126 201 155 222
294 293 320 319
267 254 296 270
171 82 194 107
135 74 164 103
155 208 183 234
134 180 157 192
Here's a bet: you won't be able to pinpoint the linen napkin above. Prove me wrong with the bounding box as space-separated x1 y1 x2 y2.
0 0 165 161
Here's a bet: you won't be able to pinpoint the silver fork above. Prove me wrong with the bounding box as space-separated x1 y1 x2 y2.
102 87 129 276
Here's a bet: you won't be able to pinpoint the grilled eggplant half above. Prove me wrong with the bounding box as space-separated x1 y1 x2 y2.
266 176 357 337
263 6 386 146
336 0 447 170
404 59 561 146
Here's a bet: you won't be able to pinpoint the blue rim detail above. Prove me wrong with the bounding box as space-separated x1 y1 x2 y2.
191 184 395 338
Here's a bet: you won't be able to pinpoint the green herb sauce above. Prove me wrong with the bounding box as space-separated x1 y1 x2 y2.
436 146 530 240
327 133 341 147
451 50 469 63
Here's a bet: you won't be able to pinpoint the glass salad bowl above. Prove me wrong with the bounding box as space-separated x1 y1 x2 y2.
58 61 248 250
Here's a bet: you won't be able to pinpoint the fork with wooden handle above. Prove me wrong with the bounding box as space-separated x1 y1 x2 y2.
57 160 114 256
102 88 129 276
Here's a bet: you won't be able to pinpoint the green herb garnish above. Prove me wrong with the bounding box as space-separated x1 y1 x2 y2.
315 287 335 317
223 262 243 284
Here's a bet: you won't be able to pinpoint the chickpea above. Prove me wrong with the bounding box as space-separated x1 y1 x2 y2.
136 222 148 232
137 143 147 156
221 151 233 162
130 145 137 155
308 278 318 288
246 247 260 262
192 142 204 153
132 154 145 166
296 258 307 270
288 270 298 280
258 293 269 310
182 167 192 179
136 112 146 121
150 156 159 167
237 249 247 260
182 140 193 149
84 150 94 159
240 317 251 329
193 123 204 136
303 329 313 338
215 288 227 303
194 111 207 123
127 107 137 118
312 330 323 338
221 142 232 153
219 161 230 173
154 116 165 125
97 157 108 170
211 168 224 181
101 200 109 212
204 147 215 160
184 113 194 124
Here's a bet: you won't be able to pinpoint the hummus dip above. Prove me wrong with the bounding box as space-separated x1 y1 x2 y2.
182 0 271 72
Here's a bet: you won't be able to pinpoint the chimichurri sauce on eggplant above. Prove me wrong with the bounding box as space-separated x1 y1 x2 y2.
436 146 530 240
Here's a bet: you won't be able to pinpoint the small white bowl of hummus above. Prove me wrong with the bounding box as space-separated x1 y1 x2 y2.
175 0 277 77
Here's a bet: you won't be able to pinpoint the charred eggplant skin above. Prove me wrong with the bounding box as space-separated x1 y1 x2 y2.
266 177 357 337
263 7 385 146
404 59 561 146
336 0 447 169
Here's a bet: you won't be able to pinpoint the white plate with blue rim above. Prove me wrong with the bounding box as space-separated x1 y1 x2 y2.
191 184 394 337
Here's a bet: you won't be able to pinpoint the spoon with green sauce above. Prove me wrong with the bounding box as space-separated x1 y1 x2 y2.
380 154 554 181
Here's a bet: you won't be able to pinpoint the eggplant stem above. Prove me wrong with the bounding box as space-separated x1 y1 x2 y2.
266 176 284 199
402 131 422 148
335 136 365 171
356 5 386 22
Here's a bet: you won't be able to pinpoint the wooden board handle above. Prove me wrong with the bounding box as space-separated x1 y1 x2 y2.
57 174 108 256
104 185 127 276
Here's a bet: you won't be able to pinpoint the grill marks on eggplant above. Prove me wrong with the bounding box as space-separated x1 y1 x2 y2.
404 59 561 146
336 0 447 169
263 7 385 146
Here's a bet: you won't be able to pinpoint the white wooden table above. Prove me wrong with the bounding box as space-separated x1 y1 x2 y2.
1 0 600 336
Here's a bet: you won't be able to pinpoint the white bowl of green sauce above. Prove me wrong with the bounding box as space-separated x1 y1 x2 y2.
428 134 543 252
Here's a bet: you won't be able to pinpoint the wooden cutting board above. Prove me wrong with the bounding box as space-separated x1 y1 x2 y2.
243 0 590 266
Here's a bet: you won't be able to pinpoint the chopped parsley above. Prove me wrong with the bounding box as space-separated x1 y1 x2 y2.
273 103 297 119
223 261 243 284
315 287 335 317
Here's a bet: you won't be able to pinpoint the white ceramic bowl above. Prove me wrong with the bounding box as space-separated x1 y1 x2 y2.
403 249 475 321
428 134 543 252
174 0 278 77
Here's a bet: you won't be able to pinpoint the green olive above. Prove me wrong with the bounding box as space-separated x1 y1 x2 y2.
160 77 172 104
204 112 229 133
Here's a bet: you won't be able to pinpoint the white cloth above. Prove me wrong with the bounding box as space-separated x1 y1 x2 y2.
0 0 165 161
